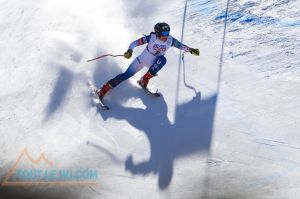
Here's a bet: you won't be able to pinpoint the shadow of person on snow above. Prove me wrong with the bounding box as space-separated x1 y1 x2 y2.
86 46 217 190
97 86 217 189
44 66 74 121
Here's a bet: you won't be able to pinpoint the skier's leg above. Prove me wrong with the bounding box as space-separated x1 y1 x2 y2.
108 59 143 87
139 56 167 88
98 58 143 99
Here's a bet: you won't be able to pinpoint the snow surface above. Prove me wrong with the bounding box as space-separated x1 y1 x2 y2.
0 0 299 198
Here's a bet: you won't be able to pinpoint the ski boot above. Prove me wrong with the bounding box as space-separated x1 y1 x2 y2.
97 83 112 100
138 71 155 88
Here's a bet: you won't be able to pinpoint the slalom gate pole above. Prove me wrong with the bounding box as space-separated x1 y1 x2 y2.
182 52 197 95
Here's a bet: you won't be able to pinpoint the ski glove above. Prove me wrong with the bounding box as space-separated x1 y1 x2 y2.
124 49 133 59
190 48 200 56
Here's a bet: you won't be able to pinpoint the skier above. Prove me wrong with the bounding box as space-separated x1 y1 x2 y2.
97 22 199 100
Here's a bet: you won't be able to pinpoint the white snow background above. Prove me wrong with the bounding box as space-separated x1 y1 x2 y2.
0 0 299 198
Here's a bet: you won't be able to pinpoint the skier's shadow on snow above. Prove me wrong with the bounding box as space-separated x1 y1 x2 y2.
98 85 217 189
44 66 74 121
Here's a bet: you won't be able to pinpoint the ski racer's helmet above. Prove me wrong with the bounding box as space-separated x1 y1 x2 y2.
154 22 170 36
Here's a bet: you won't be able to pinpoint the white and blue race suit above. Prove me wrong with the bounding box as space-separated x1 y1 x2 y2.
107 32 191 87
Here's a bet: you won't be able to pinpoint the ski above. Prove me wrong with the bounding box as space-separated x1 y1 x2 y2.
87 80 110 110
137 80 161 97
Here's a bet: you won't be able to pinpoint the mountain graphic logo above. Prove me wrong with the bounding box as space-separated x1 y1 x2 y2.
1 148 98 186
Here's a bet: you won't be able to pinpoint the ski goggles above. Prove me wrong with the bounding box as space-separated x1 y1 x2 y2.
160 31 170 36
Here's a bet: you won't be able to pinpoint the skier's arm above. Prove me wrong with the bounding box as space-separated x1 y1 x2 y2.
128 35 151 51
172 37 200 56
124 35 151 59
171 38 191 52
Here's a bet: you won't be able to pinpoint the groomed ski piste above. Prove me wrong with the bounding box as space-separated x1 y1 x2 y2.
0 0 299 198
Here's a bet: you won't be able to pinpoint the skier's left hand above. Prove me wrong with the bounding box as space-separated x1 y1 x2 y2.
190 48 200 56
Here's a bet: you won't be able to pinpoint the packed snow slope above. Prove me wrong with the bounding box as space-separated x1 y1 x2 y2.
0 0 299 198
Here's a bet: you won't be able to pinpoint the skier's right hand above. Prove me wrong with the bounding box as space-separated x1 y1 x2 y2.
124 49 133 59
